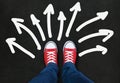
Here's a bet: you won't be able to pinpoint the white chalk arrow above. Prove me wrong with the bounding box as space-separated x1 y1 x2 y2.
43 4 54 38
11 18 41 50
79 45 108 57
6 38 35 59
78 29 114 43
30 14 46 41
66 2 81 37
76 11 109 32
57 11 66 41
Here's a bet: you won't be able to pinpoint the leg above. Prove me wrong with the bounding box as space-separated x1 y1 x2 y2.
62 41 94 83
29 41 58 83
29 63 58 83
62 62 94 83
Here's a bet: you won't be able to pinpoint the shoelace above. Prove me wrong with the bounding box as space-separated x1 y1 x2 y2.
65 51 74 63
47 51 56 64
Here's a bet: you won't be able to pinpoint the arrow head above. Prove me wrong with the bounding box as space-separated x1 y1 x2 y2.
11 18 24 34
11 18 24 23
6 38 36 59
57 11 66 21
99 29 110 35
99 29 114 42
43 4 55 15
6 38 16 54
30 14 40 25
97 11 109 20
70 2 81 12
96 45 108 55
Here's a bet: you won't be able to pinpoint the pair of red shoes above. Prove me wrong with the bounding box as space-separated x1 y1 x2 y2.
44 41 77 65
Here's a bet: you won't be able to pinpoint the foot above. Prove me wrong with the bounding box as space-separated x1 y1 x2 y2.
63 41 77 64
44 41 58 65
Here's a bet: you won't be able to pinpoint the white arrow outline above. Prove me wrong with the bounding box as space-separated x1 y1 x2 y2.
6 38 35 59
43 4 54 38
11 18 41 50
76 11 109 32
78 29 114 43
57 11 66 41
79 45 108 57
66 2 81 37
30 14 46 41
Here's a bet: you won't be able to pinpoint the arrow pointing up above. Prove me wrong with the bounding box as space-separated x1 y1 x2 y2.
57 11 66 21
57 11 66 41
70 2 81 12
30 14 46 41
6 38 35 59
76 11 109 32
11 18 41 50
78 29 114 43
43 4 54 15
43 4 55 38
30 14 40 25
79 45 108 57
65 2 81 37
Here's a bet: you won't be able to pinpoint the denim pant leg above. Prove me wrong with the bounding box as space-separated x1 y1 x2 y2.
29 63 58 83
62 62 94 83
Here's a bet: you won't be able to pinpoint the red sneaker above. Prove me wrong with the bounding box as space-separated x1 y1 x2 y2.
44 41 58 65
63 41 77 64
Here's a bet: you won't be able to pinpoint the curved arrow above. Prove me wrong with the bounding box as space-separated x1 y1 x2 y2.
6 38 35 59
66 2 81 37
78 29 114 43
57 11 66 41
11 18 41 50
30 14 46 41
79 45 108 57
43 4 54 38
76 11 109 32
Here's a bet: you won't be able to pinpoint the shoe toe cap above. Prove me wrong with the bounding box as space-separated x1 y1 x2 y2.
45 41 57 49
64 41 76 48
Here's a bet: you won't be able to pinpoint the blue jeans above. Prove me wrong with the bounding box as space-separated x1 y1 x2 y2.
29 62 94 83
